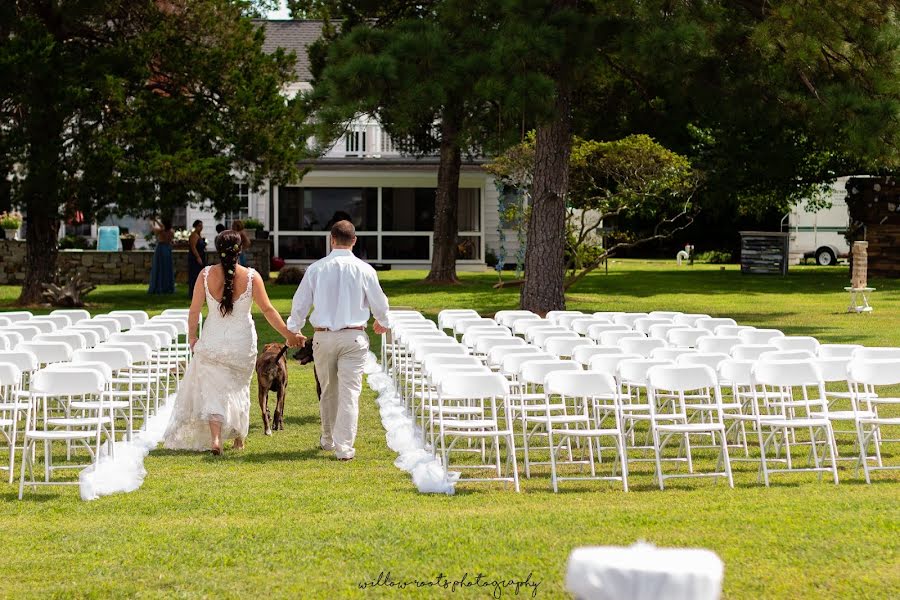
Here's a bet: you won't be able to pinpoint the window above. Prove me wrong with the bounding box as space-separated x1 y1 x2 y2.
171 206 188 230
382 235 430 260
278 187 377 232
382 187 481 232
278 235 326 260
226 183 251 226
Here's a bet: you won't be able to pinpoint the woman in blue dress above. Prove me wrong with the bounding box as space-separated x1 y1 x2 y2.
187 219 207 296
148 217 176 294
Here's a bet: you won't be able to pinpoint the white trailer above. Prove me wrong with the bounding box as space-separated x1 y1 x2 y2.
783 177 850 266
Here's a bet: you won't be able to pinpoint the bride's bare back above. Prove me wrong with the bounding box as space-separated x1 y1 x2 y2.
204 264 252 303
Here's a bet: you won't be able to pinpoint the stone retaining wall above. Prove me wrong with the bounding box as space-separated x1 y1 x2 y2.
0 240 271 285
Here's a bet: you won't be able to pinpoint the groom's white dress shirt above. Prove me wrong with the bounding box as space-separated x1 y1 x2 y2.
287 249 390 332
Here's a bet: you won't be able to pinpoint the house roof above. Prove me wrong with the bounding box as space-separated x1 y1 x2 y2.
253 20 331 82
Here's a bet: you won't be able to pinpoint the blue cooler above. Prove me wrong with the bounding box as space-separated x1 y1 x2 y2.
97 225 121 251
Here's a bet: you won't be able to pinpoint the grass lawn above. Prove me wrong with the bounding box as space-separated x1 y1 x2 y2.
0 260 897 598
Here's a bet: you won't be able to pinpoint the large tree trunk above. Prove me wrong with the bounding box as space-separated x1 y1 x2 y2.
519 87 572 314
425 114 462 284
18 108 63 305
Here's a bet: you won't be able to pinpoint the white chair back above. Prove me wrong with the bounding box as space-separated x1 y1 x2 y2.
731 344 778 361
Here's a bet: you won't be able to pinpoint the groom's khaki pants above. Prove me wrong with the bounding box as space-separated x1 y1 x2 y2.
313 329 368 460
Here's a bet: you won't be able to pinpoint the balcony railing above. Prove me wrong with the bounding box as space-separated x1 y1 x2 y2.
320 119 437 159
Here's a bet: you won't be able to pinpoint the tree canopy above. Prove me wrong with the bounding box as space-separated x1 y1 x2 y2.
1 0 309 302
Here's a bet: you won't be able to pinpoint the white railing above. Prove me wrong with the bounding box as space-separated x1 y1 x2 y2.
321 118 438 159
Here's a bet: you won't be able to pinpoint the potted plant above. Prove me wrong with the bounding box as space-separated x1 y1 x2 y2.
119 232 136 251
0 211 23 241
243 217 266 239
173 228 191 249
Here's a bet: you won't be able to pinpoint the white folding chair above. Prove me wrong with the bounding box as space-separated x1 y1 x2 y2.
100 313 136 332
547 311 585 326
714 325 755 337
492 310 536 328
648 311 682 320
34 332 87 351
486 344 540 370
772 336 820 354
515 359 582 478
62 328 100 348
18 367 110 498
438 309 479 330
512 318 548 337
599 330 645 347
67 323 110 343
620 337 667 358
646 364 733 489
0 331 24 351
97 341 155 427
672 314 710 327
591 312 622 321
22 319 56 334
557 313 589 329
572 345 623 367
647 323 682 341
676 352 729 372
437 373 520 492
545 337 592 359
475 336 526 358
50 309 90 324
73 347 138 440
33 315 72 329
731 344 778 360
0 363 24 483
571 318 611 335
697 336 742 355
15 342 72 367
738 328 785 345
852 347 900 360
534 331 581 349
89 318 122 336
3 325 41 342
818 344 863 358
634 318 674 336
586 323 630 342
612 313 649 329
525 326 571 345
542 371 628 492
1 311 33 323
461 325 511 349
758 350 815 362
848 359 900 483
666 328 706 349
750 361 839 486
650 347 697 361
695 317 737 333
109 310 149 326
453 318 497 339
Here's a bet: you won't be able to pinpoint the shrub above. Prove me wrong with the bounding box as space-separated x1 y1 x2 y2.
484 247 499 267
243 217 264 229
277 266 304 285
694 250 733 264
0 211 23 229
58 235 91 250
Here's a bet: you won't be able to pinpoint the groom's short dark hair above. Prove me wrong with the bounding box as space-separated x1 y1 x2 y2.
331 220 356 246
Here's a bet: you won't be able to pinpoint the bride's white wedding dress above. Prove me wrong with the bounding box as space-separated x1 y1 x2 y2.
163 266 258 450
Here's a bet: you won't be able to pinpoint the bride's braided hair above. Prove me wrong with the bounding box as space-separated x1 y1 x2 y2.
215 230 243 317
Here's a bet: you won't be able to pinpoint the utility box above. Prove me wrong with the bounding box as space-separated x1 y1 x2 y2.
740 231 789 275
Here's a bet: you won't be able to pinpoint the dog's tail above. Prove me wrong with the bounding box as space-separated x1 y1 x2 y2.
275 344 290 362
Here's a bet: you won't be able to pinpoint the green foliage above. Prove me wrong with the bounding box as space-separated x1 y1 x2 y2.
58 235 92 250
242 217 265 230
1 0 312 300
488 132 699 280
0 211 22 229
694 250 733 264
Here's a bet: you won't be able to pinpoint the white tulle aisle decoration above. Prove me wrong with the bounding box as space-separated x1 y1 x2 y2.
79 394 176 501
364 352 459 495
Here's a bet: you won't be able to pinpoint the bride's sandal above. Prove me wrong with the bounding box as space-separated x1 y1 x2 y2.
232 438 245 451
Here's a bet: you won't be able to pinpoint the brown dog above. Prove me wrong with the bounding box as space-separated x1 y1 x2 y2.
256 343 290 435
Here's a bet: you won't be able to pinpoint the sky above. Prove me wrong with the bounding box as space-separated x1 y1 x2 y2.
266 1 291 19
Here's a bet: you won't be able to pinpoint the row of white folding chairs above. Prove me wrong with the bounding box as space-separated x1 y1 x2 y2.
391 315 898 489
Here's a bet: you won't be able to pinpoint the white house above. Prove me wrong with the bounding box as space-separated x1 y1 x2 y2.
87 20 520 269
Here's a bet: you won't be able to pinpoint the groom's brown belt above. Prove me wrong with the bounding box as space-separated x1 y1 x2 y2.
313 326 366 332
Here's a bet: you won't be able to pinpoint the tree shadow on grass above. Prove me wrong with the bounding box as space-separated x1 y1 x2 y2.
238 447 324 463
0 490 58 502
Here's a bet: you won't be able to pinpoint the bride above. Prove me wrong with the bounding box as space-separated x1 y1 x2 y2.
163 230 302 454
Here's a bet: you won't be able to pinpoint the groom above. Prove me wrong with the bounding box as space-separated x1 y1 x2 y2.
287 220 390 461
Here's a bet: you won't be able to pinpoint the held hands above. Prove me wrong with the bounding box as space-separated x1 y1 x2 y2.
373 321 388 335
285 331 306 348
